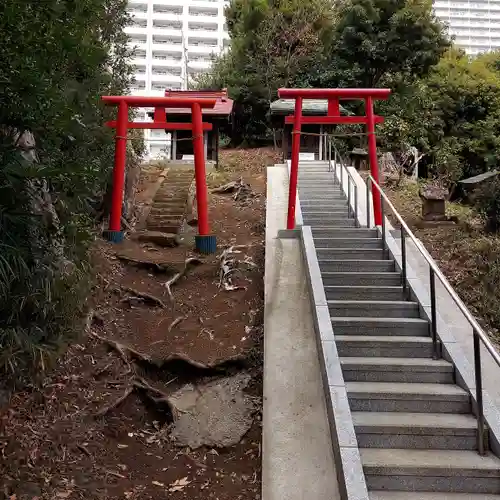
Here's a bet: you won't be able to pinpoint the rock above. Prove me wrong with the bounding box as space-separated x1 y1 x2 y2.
135 231 179 247
168 373 257 449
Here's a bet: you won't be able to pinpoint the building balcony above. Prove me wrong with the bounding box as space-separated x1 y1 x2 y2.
133 73 147 82
188 21 218 31
127 36 148 48
152 34 183 45
125 27 149 37
188 37 219 48
151 83 182 93
127 9 148 19
151 42 183 54
187 45 219 56
188 6 219 16
187 59 212 69
152 19 183 30
151 57 183 67
187 29 220 40
151 74 183 83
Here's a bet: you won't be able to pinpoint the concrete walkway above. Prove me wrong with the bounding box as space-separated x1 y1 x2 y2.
262 165 340 500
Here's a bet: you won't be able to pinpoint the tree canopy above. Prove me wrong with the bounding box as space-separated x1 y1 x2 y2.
379 50 500 184
199 0 450 142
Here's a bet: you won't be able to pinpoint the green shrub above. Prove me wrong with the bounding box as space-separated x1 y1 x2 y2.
475 176 500 232
0 0 136 382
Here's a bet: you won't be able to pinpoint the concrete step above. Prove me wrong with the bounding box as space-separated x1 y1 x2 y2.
322 272 402 286
316 248 386 260
148 215 183 224
346 382 471 413
300 200 347 206
370 492 500 500
312 228 379 238
325 285 405 301
313 238 382 249
299 188 343 195
301 210 349 217
331 317 429 336
320 260 395 273
306 218 356 227
353 412 481 450
147 223 180 233
301 195 347 202
341 357 454 384
361 448 500 493
328 300 421 318
157 181 192 188
149 208 186 216
298 177 336 182
335 335 433 358
298 181 339 186
153 200 188 207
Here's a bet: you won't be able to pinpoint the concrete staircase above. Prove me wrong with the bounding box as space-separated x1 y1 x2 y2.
298 162 500 499
146 167 194 234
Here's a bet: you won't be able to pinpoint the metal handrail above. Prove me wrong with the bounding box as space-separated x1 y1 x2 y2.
367 174 500 456
327 136 359 226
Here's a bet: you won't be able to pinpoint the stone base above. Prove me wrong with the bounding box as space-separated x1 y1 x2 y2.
102 229 125 243
195 235 217 254
103 230 124 243
416 217 458 228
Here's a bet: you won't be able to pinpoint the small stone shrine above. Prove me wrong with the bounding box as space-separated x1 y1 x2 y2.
419 184 448 221
350 148 368 170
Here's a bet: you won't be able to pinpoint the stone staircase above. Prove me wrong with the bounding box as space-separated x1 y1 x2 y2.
298 162 500 499
146 167 194 234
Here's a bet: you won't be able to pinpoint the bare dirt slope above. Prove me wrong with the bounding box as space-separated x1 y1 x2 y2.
0 147 281 500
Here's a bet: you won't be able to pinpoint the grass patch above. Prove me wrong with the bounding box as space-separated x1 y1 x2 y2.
385 179 500 341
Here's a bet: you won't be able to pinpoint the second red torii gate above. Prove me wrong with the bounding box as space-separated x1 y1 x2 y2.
102 95 217 254
278 88 391 228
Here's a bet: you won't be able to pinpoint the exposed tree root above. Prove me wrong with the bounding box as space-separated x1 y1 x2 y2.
212 177 256 206
91 331 244 370
95 386 134 417
168 316 186 332
115 253 178 274
121 286 167 309
164 257 202 301
219 246 250 291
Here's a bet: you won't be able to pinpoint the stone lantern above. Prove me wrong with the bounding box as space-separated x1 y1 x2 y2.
350 148 368 170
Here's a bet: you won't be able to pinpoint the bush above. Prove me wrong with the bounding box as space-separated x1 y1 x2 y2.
475 176 500 232
0 0 135 382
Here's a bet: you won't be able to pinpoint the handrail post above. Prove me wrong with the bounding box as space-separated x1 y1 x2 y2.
328 134 332 172
366 177 371 228
354 184 359 227
341 160 344 189
287 96 302 230
473 329 486 455
429 268 439 359
380 193 386 251
347 177 352 218
401 225 407 292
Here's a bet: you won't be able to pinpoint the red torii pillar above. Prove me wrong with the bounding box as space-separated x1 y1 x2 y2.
278 88 391 229
101 95 217 254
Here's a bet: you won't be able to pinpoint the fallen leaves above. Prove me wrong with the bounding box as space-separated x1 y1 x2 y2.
168 476 191 492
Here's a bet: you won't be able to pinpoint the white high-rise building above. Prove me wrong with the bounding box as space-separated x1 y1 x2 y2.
433 0 500 55
125 0 230 158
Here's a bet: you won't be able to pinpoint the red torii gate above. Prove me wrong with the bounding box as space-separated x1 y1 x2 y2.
278 88 391 228
101 95 217 254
